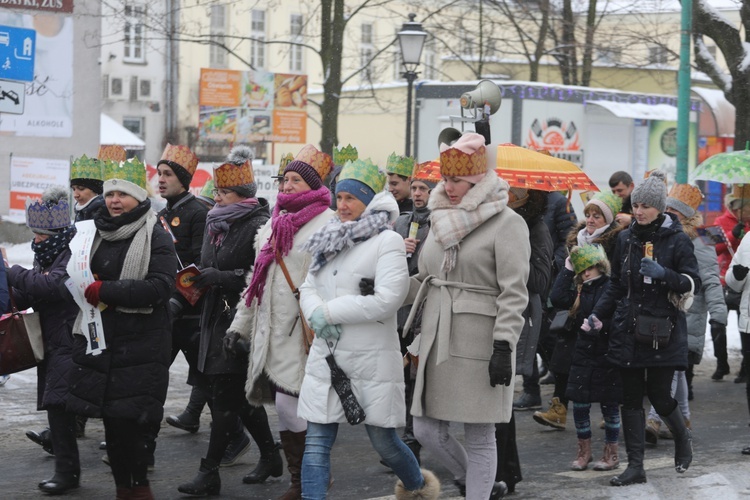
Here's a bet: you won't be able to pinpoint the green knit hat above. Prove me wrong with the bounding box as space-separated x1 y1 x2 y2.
103 157 148 202
333 144 358 167
338 158 386 193
385 152 415 178
570 244 608 275
585 191 623 225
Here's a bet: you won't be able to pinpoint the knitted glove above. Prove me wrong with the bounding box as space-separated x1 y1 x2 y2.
733 264 750 281
190 267 224 288
733 222 745 240
488 340 513 387
318 324 342 341
222 330 240 358
309 307 329 335
359 278 375 296
84 280 104 306
581 314 602 332
564 257 574 272
640 258 666 279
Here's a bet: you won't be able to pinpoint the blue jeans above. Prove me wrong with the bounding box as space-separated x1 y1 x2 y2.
301 421 423 499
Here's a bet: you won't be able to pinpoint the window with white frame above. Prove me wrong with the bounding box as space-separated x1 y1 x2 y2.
289 14 304 73
648 45 669 65
360 23 374 82
251 10 266 69
123 117 144 138
423 37 436 80
123 3 146 63
210 4 228 68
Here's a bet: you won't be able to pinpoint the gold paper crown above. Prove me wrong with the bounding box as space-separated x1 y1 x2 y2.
440 145 487 177
70 154 103 181
412 160 442 184
98 145 127 164
214 161 255 188
158 144 199 176
295 144 333 180
732 184 750 199
277 153 294 177
339 158 386 193
333 144 358 166
668 184 703 212
103 157 147 189
385 153 415 178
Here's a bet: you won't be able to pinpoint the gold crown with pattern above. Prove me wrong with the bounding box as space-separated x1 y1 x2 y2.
158 143 200 176
214 160 255 188
440 144 487 177
294 144 334 180
103 157 147 189
277 153 294 177
70 154 103 181
333 144 358 166
98 145 127 164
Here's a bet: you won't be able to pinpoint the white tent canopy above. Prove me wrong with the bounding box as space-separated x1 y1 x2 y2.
100 113 145 150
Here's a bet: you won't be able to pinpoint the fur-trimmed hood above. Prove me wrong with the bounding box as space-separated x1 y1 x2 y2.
566 220 624 259
679 213 703 240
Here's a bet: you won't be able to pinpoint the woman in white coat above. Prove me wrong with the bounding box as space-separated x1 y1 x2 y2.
298 158 440 500
406 133 530 500
226 145 335 499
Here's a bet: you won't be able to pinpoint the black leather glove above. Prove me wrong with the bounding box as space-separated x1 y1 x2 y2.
710 320 726 341
489 340 513 387
190 267 224 288
359 278 375 296
733 264 750 281
733 222 745 240
223 331 242 358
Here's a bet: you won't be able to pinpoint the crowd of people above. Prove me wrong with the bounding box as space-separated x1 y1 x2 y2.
6 135 750 500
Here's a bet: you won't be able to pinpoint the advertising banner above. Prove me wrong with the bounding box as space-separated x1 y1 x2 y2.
0 12 73 137
199 68 306 144
9 155 70 219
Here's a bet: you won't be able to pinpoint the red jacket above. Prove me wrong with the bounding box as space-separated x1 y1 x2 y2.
714 210 750 285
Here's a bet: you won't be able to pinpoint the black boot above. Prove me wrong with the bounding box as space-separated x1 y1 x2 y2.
166 385 205 433
26 428 54 455
242 442 283 484
712 327 730 380
38 472 80 494
610 408 647 486
736 332 749 383
660 405 693 473
177 458 221 496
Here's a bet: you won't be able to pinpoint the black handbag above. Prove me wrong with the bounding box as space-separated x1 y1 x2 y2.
325 347 366 425
549 310 575 333
634 314 672 350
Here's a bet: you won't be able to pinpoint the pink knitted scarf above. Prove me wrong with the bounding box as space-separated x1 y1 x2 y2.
245 186 331 305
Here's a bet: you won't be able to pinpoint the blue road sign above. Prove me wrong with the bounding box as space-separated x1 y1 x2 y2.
0 25 36 83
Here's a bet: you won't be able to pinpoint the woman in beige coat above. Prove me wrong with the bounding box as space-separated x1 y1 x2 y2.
226 145 334 499
406 134 530 500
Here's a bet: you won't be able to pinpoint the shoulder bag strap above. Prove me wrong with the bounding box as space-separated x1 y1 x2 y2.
274 252 314 353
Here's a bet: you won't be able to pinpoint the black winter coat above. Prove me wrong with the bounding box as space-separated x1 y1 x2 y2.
74 195 105 222
197 200 270 375
550 270 621 402
593 213 701 370
8 250 78 410
67 221 177 423
158 192 209 316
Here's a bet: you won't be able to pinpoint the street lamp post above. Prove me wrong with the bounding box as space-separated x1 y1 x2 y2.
397 14 427 157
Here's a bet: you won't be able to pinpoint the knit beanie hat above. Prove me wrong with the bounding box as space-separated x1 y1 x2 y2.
157 144 199 191
666 184 703 219
216 145 257 198
283 145 334 191
631 170 667 212
439 132 488 185
585 191 623 225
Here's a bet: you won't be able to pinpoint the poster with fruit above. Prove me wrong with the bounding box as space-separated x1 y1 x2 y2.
274 74 307 109
242 70 274 109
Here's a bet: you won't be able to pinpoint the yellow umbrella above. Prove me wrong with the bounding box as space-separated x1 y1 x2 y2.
494 143 598 192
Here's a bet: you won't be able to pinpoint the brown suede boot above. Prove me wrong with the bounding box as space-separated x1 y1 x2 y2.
532 397 567 430
277 430 305 500
571 438 592 470
592 442 620 471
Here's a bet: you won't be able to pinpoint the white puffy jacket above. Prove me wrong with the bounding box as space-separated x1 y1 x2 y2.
298 192 409 427
726 233 750 332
